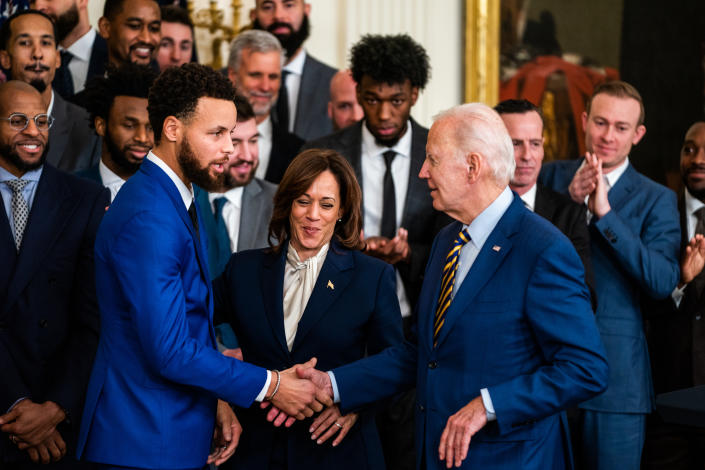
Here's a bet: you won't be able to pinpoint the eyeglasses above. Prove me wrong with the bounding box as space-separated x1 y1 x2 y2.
0 113 55 131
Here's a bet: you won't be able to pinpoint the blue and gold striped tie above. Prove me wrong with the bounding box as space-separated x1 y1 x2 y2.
433 229 471 346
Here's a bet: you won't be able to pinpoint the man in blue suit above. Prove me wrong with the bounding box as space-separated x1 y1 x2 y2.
77 63 331 470
299 103 609 469
539 81 681 469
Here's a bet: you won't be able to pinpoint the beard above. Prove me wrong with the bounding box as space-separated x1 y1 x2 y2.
55 4 80 43
104 129 143 176
177 136 224 192
28 78 48 93
224 159 258 189
252 15 310 60
0 142 49 173
683 166 705 201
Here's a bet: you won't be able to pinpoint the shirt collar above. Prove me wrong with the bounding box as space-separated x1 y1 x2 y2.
208 186 244 208
65 28 96 62
147 151 194 209
518 183 537 211
361 119 413 160
99 159 126 186
47 89 55 116
465 186 514 251
283 49 306 75
0 164 43 182
604 157 630 188
685 186 705 217
257 115 273 139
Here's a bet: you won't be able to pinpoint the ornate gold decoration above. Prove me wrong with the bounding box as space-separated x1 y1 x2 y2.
541 90 558 162
464 0 500 105
187 0 243 69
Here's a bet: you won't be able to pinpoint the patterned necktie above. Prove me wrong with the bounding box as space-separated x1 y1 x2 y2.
4 179 31 251
433 228 471 346
380 150 397 238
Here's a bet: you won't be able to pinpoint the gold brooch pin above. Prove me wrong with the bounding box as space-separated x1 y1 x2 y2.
492 245 501 252
327 280 335 290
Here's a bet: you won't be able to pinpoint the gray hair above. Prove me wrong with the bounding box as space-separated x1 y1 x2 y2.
433 103 515 185
227 30 283 72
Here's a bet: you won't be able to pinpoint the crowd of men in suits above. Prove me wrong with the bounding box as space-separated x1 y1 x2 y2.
0 0 704 469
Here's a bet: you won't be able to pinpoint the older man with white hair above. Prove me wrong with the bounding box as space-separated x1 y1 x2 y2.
298 103 609 470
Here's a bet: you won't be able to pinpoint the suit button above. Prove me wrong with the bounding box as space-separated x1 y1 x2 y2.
419 404 425 412
39 319 48 328
428 361 437 369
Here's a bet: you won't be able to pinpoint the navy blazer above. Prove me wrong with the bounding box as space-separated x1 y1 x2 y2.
539 159 681 413
77 159 268 468
213 241 404 470
333 195 609 470
47 91 101 173
0 164 108 466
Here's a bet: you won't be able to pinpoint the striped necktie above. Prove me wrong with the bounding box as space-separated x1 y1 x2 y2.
433 228 471 346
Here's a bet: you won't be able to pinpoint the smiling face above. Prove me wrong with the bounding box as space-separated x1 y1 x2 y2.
358 75 418 147
156 21 193 70
100 0 161 66
288 169 342 261
681 122 705 200
225 117 259 188
228 49 281 120
0 85 50 176
501 110 544 195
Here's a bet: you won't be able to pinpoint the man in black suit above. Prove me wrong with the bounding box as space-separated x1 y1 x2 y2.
97 0 160 70
643 121 705 469
304 34 444 470
0 10 100 172
495 99 595 302
0 80 108 469
227 29 303 184
31 0 108 99
250 0 336 141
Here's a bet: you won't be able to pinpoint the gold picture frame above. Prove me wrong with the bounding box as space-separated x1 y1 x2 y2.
464 0 500 105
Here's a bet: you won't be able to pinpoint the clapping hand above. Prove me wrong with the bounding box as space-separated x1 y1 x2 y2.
680 234 705 287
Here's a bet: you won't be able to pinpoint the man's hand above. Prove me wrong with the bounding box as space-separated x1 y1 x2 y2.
680 234 705 286
309 405 358 447
268 358 333 420
22 430 67 464
585 153 611 219
438 396 487 468
0 400 66 447
363 228 410 265
568 154 599 204
207 400 241 466
223 348 244 361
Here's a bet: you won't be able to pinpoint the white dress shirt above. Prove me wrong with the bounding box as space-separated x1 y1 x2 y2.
282 49 306 134
208 186 244 252
99 159 127 202
62 29 96 94
518 183 537 212
361 121 413 317
255 116 273 180
672 188 705 306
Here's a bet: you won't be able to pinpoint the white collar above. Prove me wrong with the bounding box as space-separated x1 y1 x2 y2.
65 28 96 62
47 89 55 116
147 151 194 209
99 159 126 186
361 119 413 160
685 187 705 218
257 114 273 139
208 186 244 208
604 157 630 188
283 49 306 75
518 183 537 211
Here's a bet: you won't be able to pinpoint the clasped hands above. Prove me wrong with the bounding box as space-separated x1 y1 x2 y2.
362 228 410 265
0 399 67 464
568 152 611 219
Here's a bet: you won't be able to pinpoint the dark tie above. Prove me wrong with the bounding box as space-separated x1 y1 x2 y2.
693 206 705 384
188 200 200 243
433 229 471 346
55 50 75 97
4 179 30 251
695 207 705 236
213 196 231 252
380 150 397 239
276 70 290 132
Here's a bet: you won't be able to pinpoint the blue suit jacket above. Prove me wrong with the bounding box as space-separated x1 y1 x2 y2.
539 159 680 413
77 159 268 468
333 196 608 470
212 241 404 470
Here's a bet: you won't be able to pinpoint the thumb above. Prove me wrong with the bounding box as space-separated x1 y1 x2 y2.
222 422 232 442
302 357 317 368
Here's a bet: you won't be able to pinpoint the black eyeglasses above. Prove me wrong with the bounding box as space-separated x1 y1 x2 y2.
0 113 55 131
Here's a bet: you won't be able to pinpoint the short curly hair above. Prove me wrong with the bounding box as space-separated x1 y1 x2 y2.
83 63 158 129
148 63 236 143
350 34 430 89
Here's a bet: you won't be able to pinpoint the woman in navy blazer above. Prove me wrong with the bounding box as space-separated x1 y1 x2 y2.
214 149 404 470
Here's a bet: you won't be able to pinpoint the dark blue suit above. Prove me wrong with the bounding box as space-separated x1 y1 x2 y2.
332 195 608 470
539 159 681 467
213 241 404 470
77 159 268 469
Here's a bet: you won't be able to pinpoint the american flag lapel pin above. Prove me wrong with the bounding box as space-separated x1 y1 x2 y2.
492 245 501 252
327 280 335 290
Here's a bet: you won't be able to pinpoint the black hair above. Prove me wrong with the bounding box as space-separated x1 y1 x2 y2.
0 9 58 50
147 62 236 143
349 34 430 89
494 99 542 118
160 5 193 30
234 94 255 123
83 63 158 128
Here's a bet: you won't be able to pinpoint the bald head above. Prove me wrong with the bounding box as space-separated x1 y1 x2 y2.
327 69 363 131
680 121 705 200
0 80 43 114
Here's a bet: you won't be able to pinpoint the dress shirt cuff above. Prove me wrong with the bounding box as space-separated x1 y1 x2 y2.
328 372 341 403
254 370 272 402
7 397 28 413
672 284 686 307
480 388 496 422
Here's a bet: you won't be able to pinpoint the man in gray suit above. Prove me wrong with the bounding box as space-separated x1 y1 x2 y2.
0 10 100 173
250 0 336 141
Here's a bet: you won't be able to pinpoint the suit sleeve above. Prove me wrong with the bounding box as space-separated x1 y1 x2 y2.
592 187 680 299
365 263 405 355
568 204 597 310
110 210 267 408
44 186 108 421
488 237 609 436
0 337 31 412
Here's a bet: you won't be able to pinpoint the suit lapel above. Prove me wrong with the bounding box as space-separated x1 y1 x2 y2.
47 94 71 168
401 120 429 228
291 244 354 351
3 165 74 315
606 163 637 211
238 181 262 251
0 196 17 304
534 184 556 220
261 247 290 357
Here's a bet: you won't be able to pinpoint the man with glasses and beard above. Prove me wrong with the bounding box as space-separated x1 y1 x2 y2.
78 63 157 201
0 80 108 469
0 10 100 172
250 0 336 141
31 0 108 99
